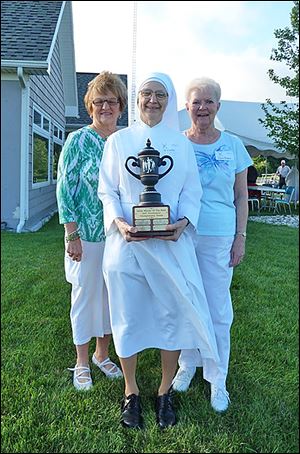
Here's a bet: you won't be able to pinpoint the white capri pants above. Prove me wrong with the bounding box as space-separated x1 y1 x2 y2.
179 235 234 387
64 240 111 346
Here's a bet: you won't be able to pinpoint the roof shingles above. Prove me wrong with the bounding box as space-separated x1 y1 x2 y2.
1 1 63 61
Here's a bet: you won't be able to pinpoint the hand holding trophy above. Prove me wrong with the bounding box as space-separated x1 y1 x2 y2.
125 139 174 237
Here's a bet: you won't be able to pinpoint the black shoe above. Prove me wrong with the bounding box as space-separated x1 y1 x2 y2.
155 389 176 429
121 394 143 429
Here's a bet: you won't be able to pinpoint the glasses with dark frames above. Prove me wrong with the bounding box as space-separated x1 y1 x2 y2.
92 99 120 107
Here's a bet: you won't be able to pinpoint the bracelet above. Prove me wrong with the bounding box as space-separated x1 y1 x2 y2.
66 230 80 242
177 216 190 226
65 228 78 236
235 232 247 238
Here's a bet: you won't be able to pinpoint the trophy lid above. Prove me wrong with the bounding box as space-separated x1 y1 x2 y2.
138 138 160 157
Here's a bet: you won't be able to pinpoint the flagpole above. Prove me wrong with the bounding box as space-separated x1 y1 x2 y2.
129 1 137 126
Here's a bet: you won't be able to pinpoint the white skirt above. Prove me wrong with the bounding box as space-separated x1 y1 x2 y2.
65 240 111 345
103 229 220 380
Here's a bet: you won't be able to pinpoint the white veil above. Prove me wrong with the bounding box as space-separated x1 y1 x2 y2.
137 72 180 131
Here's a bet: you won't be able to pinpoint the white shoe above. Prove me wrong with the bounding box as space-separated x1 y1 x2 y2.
210 384 230 412
171 366 196 392
68 365 93 391
92 354 123 379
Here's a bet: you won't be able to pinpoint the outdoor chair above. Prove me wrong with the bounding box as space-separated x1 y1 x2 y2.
248 197 260 211
273 186 295 215
260 190 274 211
259 184 278 211
248 186 261 211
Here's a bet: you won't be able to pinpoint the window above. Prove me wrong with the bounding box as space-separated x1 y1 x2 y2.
33 133 49 184
32 107 51 187
34 110 42 127
32 107 65 187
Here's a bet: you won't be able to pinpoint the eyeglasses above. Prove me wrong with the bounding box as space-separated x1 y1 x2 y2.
139 90 168 100
92 99 120 107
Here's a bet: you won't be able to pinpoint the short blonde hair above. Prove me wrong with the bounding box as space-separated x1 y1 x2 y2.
84 71 127 115
185 77 221 102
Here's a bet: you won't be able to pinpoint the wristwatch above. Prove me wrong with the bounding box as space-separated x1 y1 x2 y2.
177 216 190 226
235 232 247 238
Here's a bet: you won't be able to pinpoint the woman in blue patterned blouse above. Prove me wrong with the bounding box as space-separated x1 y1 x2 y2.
56 71 127 390
172 77 252 413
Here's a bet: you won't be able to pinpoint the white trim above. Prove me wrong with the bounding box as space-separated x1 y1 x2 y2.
52 121 65 183
16 68 30 233
58 1 78 115
47 1 66 69
32 105 52 188
67 1 78 115
1 60 48 70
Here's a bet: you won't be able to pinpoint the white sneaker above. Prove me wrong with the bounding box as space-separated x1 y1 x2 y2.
210 384 230 412
67 365 93 391
171 366 196 392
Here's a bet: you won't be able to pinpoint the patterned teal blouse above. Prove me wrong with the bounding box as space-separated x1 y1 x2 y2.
56 126 106 242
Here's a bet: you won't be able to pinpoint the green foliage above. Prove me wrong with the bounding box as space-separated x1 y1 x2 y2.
33 134 49 183
259 1 299 158
1 215 299 453
252 155 294 175
253 156 267 175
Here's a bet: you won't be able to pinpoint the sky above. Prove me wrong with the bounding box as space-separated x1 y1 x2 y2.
72 1 295 111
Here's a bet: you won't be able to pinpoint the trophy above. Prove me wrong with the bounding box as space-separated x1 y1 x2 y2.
125 139 174 237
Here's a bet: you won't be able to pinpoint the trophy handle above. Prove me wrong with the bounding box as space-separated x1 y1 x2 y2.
125 156 141 180
158 155 174 179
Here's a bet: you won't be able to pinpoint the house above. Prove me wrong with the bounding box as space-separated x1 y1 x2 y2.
1 2 129 233
1 1 78 232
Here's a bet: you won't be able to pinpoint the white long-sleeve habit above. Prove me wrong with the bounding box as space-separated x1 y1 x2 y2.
98 119 220 383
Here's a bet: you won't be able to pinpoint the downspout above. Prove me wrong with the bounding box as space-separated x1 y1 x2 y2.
16 67 29 233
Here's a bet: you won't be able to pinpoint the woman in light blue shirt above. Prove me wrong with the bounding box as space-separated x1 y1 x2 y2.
172 77 252 413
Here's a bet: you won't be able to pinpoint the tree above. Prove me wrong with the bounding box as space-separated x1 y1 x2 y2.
259 1 299 158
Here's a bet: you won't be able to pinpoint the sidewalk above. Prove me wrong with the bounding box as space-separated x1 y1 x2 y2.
248 215 299 228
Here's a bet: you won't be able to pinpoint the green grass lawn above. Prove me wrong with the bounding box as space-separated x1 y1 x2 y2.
1 215 299 453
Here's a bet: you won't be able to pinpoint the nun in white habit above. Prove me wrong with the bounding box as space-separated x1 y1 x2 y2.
98 72 220 429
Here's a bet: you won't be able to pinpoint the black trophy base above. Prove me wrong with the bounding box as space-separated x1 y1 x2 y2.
131 204 174 237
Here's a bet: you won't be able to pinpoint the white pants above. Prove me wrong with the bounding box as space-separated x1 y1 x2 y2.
179 235 234 387
64 240 111 346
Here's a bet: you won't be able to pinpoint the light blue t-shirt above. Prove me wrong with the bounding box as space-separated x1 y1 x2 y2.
189 131 253 236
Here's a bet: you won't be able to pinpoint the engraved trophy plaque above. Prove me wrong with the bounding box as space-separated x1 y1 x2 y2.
125 139 174 237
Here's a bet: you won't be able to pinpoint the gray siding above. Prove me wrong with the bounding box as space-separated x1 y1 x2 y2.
26 39 65 227
1 80 21 229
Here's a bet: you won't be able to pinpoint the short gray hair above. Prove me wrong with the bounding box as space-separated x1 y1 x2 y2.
185 77 221 102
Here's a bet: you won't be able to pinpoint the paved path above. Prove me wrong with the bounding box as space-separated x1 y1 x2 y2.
248 215 299 229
